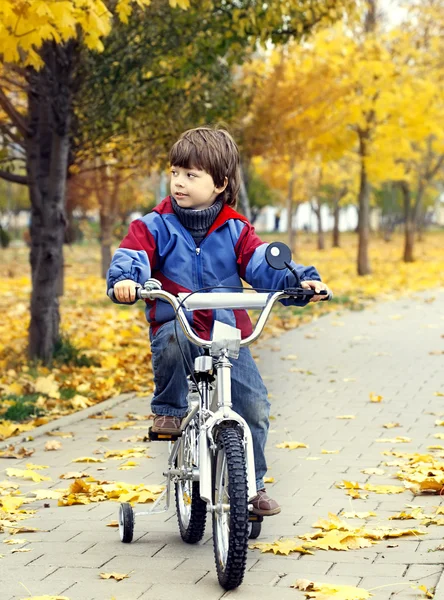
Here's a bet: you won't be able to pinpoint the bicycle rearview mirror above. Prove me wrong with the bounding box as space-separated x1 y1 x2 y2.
265 242 292 270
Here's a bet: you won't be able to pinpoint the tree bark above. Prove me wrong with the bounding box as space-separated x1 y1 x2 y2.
100 212 114 279
238 162 251 222
357 130 371 275
96 167 122 278
311 200 325 250
332 200 340 247
399 181 415 262
26 41 75 362
287 158 297 253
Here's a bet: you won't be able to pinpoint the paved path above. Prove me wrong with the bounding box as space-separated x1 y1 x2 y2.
1 289 444 600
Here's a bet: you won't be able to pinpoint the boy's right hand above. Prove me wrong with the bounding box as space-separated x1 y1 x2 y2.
114 279 138 303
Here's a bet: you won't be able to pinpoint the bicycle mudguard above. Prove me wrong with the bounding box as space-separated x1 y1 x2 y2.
198 409 257 503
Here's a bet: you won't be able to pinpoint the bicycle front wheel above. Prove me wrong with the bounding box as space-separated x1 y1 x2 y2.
212 426 249 590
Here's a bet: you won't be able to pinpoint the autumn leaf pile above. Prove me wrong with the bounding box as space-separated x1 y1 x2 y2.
0 233 443 440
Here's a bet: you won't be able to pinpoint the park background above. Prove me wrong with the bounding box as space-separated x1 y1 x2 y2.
0 0 443 440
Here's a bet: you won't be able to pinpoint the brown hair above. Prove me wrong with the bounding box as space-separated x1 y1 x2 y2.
169 127 240 207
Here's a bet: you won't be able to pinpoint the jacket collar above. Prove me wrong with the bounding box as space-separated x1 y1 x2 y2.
153 196 249 235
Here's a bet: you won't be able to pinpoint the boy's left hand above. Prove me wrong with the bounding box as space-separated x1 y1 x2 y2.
301 280 331 303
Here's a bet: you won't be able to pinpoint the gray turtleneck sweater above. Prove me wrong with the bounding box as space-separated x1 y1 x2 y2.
171 195 224 246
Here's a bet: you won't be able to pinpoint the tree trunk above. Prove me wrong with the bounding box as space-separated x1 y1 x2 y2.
332 200 340 247
239 162 251 221
312 201 325 250
27 41 74 362
357 131 371 275
400 181 415 262
287 158 296 253
100 211 114 279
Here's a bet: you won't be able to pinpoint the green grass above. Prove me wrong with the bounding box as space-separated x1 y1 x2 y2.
53 335 99 367
2 394 43 421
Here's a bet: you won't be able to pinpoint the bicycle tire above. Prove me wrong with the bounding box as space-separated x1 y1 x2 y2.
175 423 207 544
118 502 134 543
212 426 249 590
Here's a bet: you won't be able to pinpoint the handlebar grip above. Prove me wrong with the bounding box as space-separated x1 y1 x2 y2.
107 287 140 304
321 290 333 301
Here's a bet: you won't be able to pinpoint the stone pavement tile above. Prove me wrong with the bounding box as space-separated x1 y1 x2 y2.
103 555 186 572
374 552 444 565
64 580 152 600
276 573 362 588
139 582 225 600
0 566 59 597
0 551 45 567
224 586 306 600
405 563 442 584
30 549 117 568
329 561 406 577
358 578 412 600
249 557 332 574
2 580 72 598
45 565 210 586
416 540 444 552
18 540 97 555
172 556 258 572
298 551 378 564
86 539 166 557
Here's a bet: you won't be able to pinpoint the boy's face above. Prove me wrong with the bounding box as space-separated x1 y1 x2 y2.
170 165 227 210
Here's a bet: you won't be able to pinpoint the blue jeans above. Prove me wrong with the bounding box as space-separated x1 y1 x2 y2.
150 321 270 491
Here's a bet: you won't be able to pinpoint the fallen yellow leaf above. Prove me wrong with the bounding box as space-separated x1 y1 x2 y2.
336 415 356 419
361 468 385 475
276 441 308 450
44 440 62 451
72 457 105 463
6 468 51 483
369 392 383 403
292 579 372 599
100 571 130 581
249 538 313 555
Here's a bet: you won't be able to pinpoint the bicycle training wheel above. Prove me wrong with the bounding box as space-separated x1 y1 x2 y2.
212 426 249 590
175 422 207 543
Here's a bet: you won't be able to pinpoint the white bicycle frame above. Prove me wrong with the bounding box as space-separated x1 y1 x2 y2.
134 283 291 517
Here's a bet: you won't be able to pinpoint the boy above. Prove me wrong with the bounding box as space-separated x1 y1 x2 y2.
107 127 330 516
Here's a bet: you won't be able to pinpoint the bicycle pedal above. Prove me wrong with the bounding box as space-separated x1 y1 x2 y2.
248 513 263 523
148 427 181 442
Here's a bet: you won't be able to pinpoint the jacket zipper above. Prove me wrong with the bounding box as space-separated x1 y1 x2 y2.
195 246 204 288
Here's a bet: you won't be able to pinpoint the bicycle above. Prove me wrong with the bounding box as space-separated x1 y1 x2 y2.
110 242 332 590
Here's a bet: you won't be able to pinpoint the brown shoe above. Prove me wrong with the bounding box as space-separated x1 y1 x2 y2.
151 415 183 435
250 489 281 516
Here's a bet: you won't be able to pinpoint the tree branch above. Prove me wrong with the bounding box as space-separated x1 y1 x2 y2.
0 123 25 147
0 86 28 138
0 170 29 185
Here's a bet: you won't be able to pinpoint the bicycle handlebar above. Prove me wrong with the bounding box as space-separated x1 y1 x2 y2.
108 283 332 349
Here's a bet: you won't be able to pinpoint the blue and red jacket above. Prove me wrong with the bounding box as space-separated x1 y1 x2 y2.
107 196 321 340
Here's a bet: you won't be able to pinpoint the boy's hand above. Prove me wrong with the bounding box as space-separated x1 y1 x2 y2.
114 279 138 303
301 280 330 303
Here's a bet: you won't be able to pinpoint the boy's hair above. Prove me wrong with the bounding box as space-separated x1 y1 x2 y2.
169 127 240 207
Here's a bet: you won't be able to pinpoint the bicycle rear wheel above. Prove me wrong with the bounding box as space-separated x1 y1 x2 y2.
175 421 207 543
212 426 249 590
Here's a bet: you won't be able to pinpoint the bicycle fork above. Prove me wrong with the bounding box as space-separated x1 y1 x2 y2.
196 352 257 505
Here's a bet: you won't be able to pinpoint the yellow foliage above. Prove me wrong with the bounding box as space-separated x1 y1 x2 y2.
0 0 183 68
